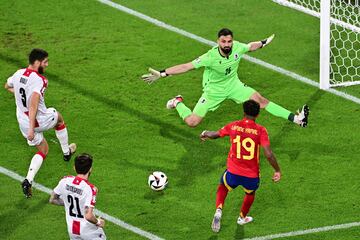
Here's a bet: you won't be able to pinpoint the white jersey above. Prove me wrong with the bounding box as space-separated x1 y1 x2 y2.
7 68 48 124
54 176 106 239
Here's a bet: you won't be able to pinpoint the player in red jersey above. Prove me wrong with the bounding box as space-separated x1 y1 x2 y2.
50 153 106 240
4 49 76 198
200 100 281 232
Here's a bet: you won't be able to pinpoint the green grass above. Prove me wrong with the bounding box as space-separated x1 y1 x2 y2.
0 0 359 239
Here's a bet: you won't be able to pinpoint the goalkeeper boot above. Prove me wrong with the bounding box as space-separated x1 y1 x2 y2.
294 105 309 127
63 143 77 161
21 179 32 198
166 95 183 109
237 215 253 225
211 208 222 233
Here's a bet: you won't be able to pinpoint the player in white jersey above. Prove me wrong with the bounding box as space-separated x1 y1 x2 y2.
50 153 106 240
4 48 76 198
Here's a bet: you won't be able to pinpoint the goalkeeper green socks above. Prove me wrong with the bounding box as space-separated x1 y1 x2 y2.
265 102 293 121
176 102 192 120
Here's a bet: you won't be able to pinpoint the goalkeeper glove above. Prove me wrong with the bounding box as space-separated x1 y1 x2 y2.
141 68 168 84
260 34 275 48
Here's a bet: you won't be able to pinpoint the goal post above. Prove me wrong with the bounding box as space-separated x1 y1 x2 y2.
272 0 360 89
320 0 330 90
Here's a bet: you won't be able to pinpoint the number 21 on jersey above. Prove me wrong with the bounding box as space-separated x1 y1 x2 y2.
233 135 256 160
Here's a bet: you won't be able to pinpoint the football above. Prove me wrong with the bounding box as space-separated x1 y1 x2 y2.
148 171 168 191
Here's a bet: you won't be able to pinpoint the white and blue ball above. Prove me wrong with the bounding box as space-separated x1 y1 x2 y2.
148 171 168 191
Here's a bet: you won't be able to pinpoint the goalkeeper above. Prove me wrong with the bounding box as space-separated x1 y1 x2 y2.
141 28 309 128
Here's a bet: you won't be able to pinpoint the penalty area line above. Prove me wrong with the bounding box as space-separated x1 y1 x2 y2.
0 166 164 240
243 221 360 240
97 0 360 105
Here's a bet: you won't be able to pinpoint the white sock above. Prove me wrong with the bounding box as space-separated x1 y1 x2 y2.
55 126 70 155
215 208 222 218
293 115 302 124
26 153 45 184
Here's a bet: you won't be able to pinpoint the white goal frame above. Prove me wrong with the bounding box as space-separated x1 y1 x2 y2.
272 0 360 89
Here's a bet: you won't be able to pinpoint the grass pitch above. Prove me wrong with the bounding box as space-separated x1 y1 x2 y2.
0 0 359 239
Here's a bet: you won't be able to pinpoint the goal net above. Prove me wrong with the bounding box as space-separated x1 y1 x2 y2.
272 0 360 89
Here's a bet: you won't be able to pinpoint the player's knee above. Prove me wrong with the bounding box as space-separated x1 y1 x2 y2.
253 94 269 108
38 144 49 155
42 148 49 156
185 116 201 127
56 112 64 124
186 121 199 128
55 114 66 130
260 98 269 108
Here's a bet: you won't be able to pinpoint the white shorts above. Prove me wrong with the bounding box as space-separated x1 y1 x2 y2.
18 107 59 146
69 228 106 240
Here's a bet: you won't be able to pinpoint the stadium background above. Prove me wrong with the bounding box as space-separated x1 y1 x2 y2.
0 0 359 239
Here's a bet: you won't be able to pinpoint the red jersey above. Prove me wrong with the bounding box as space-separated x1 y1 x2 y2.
218 118 270 178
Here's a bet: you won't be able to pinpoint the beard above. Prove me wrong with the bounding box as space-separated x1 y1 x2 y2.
221 46 232 54
38 66 44 74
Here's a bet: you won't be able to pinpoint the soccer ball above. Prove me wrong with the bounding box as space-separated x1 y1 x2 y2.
148 171 168 191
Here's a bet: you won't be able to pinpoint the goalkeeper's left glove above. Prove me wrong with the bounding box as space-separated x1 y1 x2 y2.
260 34 275 48
141 68 168 84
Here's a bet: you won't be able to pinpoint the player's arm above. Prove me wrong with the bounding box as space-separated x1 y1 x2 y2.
263 145 281 182
141 62 194 84
248 34 275 52
49 192 64 206
85 206 105 228
4 82 14 94
28 92 40 141
200 130 220 141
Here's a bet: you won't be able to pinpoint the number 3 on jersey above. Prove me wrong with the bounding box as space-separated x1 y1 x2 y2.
233 135 255 160
19 87 27 107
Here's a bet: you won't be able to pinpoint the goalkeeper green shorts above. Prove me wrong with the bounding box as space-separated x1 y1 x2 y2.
193 82 256 117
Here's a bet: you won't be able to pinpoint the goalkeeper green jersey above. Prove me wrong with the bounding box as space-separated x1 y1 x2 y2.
191 41 250 93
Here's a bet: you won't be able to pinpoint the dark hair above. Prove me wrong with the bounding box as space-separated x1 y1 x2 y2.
75 153 93 174
243 100 260 117
29 48 48 64
218 28 233 38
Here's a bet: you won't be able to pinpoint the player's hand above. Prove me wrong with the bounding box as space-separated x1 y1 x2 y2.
261 34 275 48
27 128 35 141
141 68 167 84
272 171 281 182
200 130 208 141
96 217 105 228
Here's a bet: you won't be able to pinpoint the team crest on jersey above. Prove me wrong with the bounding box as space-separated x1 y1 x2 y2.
234 53 239 60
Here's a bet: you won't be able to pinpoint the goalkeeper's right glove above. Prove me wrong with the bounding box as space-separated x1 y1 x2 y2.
141 68 168 84
260 34 275 48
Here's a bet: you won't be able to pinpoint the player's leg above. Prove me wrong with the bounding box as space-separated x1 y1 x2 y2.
228 81 309 127
166 95 202 127
237 176 259 225
54 111 76 161
167 93 223 127
250 92 309 127
212 170 238 233
22 136 49 198
191 93 224 127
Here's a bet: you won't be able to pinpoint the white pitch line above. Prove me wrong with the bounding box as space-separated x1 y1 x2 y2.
97 0 360 105
1 165 360 240
243 222 360 240
0 166 164 240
